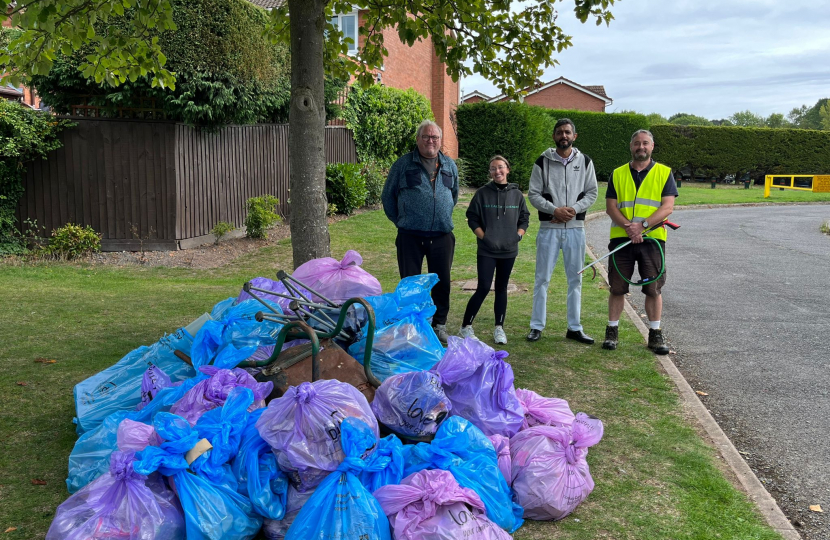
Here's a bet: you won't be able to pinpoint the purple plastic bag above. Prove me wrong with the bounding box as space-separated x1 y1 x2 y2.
291 250 382 303
238 277 311 316
516 388 574 430
487 435 512 487
433 337 524 437
371 370 451 438
170 365 272 426
255 380 378 490
138 365 173 411
262 485 315 540
510 413 604 520
374 469 511 540
47 451 185 540
117 418 160 452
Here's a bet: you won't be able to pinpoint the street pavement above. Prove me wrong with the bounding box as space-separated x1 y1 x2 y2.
586 204 830 540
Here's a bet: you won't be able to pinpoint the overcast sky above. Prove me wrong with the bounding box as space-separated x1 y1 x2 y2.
460 0 830 120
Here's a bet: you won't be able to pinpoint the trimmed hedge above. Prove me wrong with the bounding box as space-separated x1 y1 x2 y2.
344 85 434 165
456 102 552 190
651 124 830 180
456 102 649 189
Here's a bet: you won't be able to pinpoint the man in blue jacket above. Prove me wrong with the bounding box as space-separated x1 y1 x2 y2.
382 119 460 343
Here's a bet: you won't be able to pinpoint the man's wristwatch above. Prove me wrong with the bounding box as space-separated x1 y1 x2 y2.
642 220 649 229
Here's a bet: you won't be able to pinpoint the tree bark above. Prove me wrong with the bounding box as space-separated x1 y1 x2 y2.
288 0 330 268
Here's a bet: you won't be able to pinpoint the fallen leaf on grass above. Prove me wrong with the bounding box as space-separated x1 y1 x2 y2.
4 527 17 533
809 504 823 513
695 390 709 396
630 388 639 392
31 479 46 485
15 382 28 386
34 358 57 364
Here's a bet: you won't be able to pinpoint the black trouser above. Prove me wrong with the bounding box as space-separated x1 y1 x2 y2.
395 230 455 325
462 254 516 327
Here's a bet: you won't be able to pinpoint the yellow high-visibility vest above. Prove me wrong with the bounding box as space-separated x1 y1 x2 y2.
610 162 671 241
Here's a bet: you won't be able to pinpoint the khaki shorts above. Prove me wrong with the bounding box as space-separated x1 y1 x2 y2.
607 239 666 297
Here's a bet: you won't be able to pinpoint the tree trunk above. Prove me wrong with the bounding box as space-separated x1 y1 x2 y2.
288 0 330 268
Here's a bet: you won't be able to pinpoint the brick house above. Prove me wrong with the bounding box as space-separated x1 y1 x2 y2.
247 0 460 157
461 77 612 113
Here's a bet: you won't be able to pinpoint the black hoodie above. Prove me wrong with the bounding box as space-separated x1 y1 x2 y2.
466 181 531 259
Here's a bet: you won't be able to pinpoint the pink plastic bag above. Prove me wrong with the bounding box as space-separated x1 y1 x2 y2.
487 435 512 487
510 413 604 520
170 366 272 425
433 337 524 437
515 388 575 430
374 469 511 540
291 250 382 303
255 380 378 490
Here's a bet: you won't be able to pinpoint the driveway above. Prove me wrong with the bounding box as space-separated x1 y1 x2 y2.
586 204 830 540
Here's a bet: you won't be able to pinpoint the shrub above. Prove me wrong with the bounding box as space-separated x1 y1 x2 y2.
245 195 280 239
344 85 434 164
44 224 101 259
211 221 235 244
454 157 470 188
326 163 367 215
456 102 553 190
361 160 386 206
650 124 830 181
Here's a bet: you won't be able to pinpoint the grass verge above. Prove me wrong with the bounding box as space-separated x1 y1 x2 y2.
0 194 783 539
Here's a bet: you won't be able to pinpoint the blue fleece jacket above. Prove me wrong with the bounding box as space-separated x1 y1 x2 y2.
381 148 459 234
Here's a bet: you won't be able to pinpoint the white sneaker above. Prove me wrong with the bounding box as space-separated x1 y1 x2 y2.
459 325 476 339
493 326 507 345
433 324 450 345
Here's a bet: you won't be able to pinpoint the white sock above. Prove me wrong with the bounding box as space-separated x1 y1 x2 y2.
607 320 619 327
649 320 660 330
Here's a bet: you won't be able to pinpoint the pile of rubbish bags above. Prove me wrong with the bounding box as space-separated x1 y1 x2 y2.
50 250 604 540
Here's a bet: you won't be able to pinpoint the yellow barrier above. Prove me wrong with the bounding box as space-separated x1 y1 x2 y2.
764 175 830 198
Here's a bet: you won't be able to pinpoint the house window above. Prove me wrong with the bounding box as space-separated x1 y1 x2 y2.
330 11 358 53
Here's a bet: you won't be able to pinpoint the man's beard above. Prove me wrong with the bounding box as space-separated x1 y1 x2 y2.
633 150 650 162
556 139 572 150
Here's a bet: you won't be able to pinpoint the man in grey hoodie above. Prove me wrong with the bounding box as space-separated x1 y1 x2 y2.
526 118 598 343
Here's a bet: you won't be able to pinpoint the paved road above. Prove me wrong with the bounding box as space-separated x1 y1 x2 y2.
586 204 830 540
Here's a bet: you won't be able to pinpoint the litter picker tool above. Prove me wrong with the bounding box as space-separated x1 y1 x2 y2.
579 219 681 281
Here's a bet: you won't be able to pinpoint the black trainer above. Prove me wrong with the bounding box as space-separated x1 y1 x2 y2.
648 328 670 355
526 329 542 342
601 325 618 350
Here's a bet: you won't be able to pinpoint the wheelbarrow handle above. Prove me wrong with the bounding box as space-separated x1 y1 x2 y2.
240 318 322 379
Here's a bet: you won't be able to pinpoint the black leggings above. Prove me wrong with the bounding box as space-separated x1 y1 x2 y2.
462 254 516 327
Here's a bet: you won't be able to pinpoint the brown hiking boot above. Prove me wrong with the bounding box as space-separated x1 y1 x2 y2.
648 328 670 355
601 325 618 350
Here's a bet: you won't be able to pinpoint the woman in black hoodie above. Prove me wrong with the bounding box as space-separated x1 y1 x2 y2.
460 155 530 344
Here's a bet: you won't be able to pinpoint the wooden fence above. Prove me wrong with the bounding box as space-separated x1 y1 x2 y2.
16 119 357 251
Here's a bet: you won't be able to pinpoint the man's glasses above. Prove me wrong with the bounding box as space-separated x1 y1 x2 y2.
420 135 440 142
489 165 508 172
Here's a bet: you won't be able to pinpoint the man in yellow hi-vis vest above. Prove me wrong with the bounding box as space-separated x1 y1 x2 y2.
602 130 678 354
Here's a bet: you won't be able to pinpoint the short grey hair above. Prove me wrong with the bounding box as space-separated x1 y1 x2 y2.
631 129 654 143
416 119 442 140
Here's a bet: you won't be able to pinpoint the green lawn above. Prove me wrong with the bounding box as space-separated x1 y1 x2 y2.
0 193 785 539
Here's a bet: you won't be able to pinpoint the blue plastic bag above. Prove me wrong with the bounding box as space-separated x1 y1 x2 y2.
65 343 248 493
349 274 445 381
232 408 289 520
73 328 196 435
359 434 405 492
191 299 281 367
285 417 391 540
135 412 262 540
402 416 524 533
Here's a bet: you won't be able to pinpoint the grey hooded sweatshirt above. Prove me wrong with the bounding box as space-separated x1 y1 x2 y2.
527 147 598 229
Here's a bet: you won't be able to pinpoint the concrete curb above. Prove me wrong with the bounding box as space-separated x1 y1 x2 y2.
584 211 800 540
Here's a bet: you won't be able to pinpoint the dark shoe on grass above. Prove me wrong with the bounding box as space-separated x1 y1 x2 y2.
565 329 595 345
601 325 618 350
526 329 542 342
648 328 670 355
